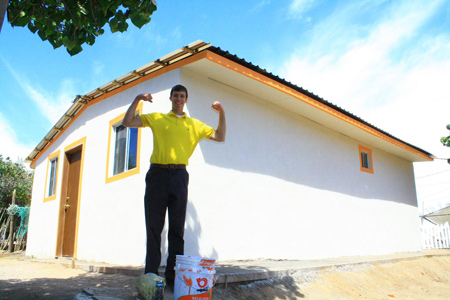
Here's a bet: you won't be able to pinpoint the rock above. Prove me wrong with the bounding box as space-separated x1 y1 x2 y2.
135 273 166 300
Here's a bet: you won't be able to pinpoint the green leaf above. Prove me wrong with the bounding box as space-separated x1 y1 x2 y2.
48 36 63 49
45 27 54 36
77 2 89 15
13 16 30 27
62 36 77 50
37 29 49 41
109 17 119 33
86 34 95 46
28 22 39 33
67 44 83 56
441 136 450 147
130 12 150 28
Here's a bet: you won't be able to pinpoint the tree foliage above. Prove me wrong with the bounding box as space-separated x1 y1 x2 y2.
0 155 33 207
6 0 157 55
440 124 450 147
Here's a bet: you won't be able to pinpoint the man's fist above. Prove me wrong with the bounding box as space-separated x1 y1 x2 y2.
136 93 153 103
211 101 223 112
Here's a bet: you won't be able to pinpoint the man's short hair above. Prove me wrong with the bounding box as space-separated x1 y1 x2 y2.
170 84 188 98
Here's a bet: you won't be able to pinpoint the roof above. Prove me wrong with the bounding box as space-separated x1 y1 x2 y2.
423 205 450 225
25 40 433 166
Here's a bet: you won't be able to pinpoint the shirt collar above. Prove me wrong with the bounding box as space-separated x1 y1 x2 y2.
168 111 187 118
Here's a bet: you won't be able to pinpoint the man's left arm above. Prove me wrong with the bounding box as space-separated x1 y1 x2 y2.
210 101 226 142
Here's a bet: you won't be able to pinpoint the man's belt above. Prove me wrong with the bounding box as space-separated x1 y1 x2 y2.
151 164 186 170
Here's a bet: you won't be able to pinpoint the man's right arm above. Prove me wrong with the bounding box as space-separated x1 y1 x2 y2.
122 93 153 127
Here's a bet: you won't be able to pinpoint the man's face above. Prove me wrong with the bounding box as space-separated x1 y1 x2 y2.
170 91 188 110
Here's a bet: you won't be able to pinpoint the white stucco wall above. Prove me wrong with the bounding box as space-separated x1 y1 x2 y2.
180 68 421 260
27 65 421 266
26 152 60 258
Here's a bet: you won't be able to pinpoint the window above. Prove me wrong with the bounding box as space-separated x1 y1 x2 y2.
105 105 142 184
359 145 374 174
48 157 58 196
44 150 60 202
113 125 138 175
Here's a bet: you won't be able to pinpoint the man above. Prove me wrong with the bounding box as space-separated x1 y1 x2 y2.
122 84 226 286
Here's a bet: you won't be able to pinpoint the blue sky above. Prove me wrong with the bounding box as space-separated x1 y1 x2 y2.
1 0 450 212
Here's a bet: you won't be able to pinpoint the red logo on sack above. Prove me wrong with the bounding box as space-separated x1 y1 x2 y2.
197 278 208 288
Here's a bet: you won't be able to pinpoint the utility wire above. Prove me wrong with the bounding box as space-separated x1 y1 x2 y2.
422 196 450 203
418 187 450 200
417 181 450 187
416 169 450 179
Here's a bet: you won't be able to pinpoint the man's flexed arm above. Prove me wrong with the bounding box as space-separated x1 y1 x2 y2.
122 93 153 127
210 101 226 142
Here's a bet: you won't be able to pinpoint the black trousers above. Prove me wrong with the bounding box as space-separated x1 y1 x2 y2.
144 167 189 280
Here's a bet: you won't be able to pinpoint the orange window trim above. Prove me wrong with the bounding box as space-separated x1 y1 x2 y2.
105 102 143 184
359 145 374 174
43 150 61 202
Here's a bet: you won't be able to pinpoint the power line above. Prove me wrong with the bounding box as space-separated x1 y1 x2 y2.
417 181 450 187
416 169 450 179
421 196 450 203
418 187 450 200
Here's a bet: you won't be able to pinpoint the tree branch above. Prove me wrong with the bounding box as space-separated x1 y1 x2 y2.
0 0 7 33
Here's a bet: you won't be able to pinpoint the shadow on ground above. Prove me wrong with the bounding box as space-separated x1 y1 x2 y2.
0 272 137 300
0 263 306 300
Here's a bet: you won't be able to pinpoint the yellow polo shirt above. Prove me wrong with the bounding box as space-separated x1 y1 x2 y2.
141 111 215 165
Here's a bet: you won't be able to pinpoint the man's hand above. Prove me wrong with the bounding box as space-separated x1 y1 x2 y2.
136 93 153 103
211 101 224 113
210 101 226 142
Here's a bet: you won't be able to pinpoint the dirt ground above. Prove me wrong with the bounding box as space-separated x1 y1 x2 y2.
1 252 450 300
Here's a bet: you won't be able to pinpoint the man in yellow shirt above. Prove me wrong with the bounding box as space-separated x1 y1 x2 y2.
123 84 226 286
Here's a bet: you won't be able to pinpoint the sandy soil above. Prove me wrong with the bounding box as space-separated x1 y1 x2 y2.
1 252 450 299
212 255 450 300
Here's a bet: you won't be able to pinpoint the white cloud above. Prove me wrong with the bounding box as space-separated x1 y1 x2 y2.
0 112 34 162
289 0 316 18
172 26 182 40
3 59 74 125
0 58 76 166
252 0 271 11
92 60 105 76
143 29 169 50
21 80 75 125
280 0 450 211
281 0 448 150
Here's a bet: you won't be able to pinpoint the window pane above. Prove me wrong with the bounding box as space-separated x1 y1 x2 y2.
48 158 57 197
361 152 370 169
114 125 127 175
128 127 138 170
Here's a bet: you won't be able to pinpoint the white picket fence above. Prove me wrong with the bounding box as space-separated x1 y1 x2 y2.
422 222 450 249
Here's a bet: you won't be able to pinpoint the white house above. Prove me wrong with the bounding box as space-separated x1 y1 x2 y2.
25 40 433 266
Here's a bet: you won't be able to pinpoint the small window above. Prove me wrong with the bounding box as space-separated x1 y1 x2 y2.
113 125 138 175
105 104 142 184
44 150 60 202
359 145 374 174
48 157 58 196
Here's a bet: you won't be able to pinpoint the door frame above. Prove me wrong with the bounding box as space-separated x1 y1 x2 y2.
55 137 86 258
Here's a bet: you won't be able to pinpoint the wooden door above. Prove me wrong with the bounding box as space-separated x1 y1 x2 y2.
61 150 82 257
